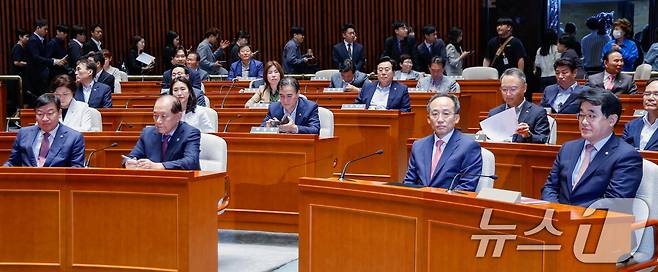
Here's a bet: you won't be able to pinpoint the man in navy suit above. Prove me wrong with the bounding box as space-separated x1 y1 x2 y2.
542 89 642 207
73 59 112 108
282 27 316 74
45 24 69 80
25 19 67 102
82 24 103 55
329 59 370 92
332 23 365 72
161 65 207 107
261 77 320 134
86 52 115 93
416 24 447 73
487 68 550 143
4 94 85 167
67 25 86 72
382 21 418 70
162 49 203 90
623 79 658 150
355 57 410 112
540 58 590 114
404 93 482 190
125 95 201 170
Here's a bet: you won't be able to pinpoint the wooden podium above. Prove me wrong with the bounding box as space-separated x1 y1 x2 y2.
299 177 633 272
0 168 225 272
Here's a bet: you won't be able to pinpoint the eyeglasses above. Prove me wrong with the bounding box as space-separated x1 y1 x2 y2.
429 111 455 119
643 92 658 98
36 111 58 120
500 87 520 94
576 112 599 122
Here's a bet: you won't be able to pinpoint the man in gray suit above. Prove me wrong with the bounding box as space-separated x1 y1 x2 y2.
416 57 460 93
329 59 370 92
586 49 637 94
196 27 230 75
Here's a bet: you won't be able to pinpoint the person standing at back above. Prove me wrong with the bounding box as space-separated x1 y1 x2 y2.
483 18 526 75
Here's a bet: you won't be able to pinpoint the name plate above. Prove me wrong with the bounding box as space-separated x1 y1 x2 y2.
240 88 259 93
311 77 328 81
238 77 258 81
341 104 367 110
250 127 279 134
323 88 345 93
476 187 522 204
408 88 429 93
248 102 270 109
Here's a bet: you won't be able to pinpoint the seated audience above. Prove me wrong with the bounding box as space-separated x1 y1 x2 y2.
404 93 482 190
416 56 460 93
125 95 201 170
540 58 590 114
86 52 115 93
586 49 638 94
4 94 85 167
623 79 658 150
601 18 638 72
261 77 320 134
162 65 207 107
542 89 642 207
102 49 127 94
228 44 264 80
487 68 549 143
168 77 215 133
162 48 203 91
355 57 411 112
393 54 422 80
73 59 112 108
186 51 209 81
50 75 96 132
245 61 283 107
329 59 370 92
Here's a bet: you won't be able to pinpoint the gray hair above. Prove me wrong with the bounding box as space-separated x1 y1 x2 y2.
426 93 460 113
499 68 526 84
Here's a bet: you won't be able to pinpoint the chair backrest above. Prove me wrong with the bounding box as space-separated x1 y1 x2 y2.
88 107 103 132
199 133 227 172
250 78 265 88
462 67 499 80
314 69 338 80
631 159 658 261
199 107 219 132
634 64 653 80
476 147 496 193
546 115 557 145
318 107 334 138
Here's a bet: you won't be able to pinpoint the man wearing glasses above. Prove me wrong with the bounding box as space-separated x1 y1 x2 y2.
404 93 482 190
4 94 85 167
487 68 550 143
542 89 642 207
124 95 201 170
355 57 410 112
416 56 460 93
622 78 658 150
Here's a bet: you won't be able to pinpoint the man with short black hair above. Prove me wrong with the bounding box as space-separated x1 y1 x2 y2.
581 16 610 74
46 24 69 79
186 51 209 81
197 27 230 75
68 25 86 71
586 49 637 94
542 89 642 207
355 57 410 112
161 65 207 107
86 52 115 93
282 26 316 74
26 19 67 101
332 23 365 71
382 21 417 70
73 59 112 108
229 30 250 65
540 58 590 114
329 59 370 92
416 24 447 73
416 56 460 93
82 24 103 54
4 93 85 167
483 18 527 75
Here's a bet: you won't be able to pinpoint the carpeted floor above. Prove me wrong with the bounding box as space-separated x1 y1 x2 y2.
218 229 299 272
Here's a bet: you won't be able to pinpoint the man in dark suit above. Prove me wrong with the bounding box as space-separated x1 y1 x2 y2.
161 65 206 107
540 58 590 114
622 78 658 150
488 68 550 143
4 94 85 167
45 24 69 80
355 57 410 112
73 59 112 108
261 77 320 134
82 24 103 55
282 27 316 74
329 59 370 92
416 24 447 73
382 21 418 70
67 25 86 72
125 95 200 170
332 23 365 72
586 49 638 94
404 93 482 190
162 49 203 90
25 19 67 102
86 52 115 93
228 30 250 66
542 89 642 207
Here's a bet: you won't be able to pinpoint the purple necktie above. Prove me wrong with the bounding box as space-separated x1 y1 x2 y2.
37 132 50 167
161 135 171 160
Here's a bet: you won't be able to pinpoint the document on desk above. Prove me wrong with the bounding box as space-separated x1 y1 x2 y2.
136 52 155 65
479 107 518 142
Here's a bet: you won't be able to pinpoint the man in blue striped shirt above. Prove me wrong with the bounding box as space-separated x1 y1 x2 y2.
581 17 611 74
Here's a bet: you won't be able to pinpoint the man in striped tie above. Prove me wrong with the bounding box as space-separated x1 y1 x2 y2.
404 93 482 190
4 93 85 167
586 49 638 94
542 89 642 207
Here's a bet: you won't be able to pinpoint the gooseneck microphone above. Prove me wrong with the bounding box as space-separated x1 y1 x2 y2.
115 120 134 132
446 172 499 194
220 78 239 109
339 150 384 181
85 142 119 168
223 114 242 132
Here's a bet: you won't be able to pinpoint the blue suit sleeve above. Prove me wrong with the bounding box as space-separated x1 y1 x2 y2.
604 149 642 199
403 142 420 184
297 104 320 134
354 85 368 104
454 142 483 191
70 133 86 168
103 87 112 108
332 45 340 68
284 44 305 66
227 62 237 80
261 107 274 127
621 122 634 146
400 88 411 112
4 130 23 166
542 147 563 202
256 61 264 78
162 128 201 170
355 46 365 71
127 130 148 162
539 91 551 108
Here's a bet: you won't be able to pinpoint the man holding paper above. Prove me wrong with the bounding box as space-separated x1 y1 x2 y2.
486 68 549 143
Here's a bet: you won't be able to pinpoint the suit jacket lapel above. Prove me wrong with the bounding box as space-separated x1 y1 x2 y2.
517 101 532 124
565 139 586 192
164 123 184 161
643 127 658 150
574 137 617 190
560 93 580 113
421 137 434 186
44 127 66 166
431 132 461 183
386 83 399 109
151 129 163 162
26 127 40 166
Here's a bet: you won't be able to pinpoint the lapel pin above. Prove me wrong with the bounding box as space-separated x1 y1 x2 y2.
605 151 609 155
176 138 180 141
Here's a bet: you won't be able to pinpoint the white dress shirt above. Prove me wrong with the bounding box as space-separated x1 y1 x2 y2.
183 106 215 133
82 81 95 103
640 115 658 150
370 83 390 109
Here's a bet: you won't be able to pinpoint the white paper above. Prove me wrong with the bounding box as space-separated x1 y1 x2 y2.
479 107 518 142
136 52 155 65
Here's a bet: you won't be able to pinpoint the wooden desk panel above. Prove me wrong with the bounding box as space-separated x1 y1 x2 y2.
531 93 644 116
459 80 503 132
299 177 631 271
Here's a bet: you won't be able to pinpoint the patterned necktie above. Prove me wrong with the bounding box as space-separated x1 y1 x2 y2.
161 134 171 160
604 74 615 90
574 144 595 189
347 43 352 59
37 132 50 167
430 139 445 179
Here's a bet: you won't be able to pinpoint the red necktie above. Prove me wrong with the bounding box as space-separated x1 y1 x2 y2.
37 132 50 167
604 74 615 90
161 135 171 160
430 139 444 179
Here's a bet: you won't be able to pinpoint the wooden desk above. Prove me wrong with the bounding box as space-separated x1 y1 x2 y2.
20 109 153 132
120 81 162 94
0 167 224 272
0 81 6 129
299 177 632 271
531 93 644 116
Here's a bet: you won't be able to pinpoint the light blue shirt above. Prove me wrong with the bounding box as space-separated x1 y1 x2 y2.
645 43 658 71
370 83 390 109
571 133 613 185
553 82 577 112
283 101 298 124
32 124 60 165
82 81 95 103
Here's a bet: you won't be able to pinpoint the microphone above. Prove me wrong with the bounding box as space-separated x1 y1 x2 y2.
85 142 118 168
115 120 134 132
339 150 384 181
303 84 308 93
124 98 132 109
220 78 238 108
446 172 498 194
223 113 241 132
546 117 554 145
